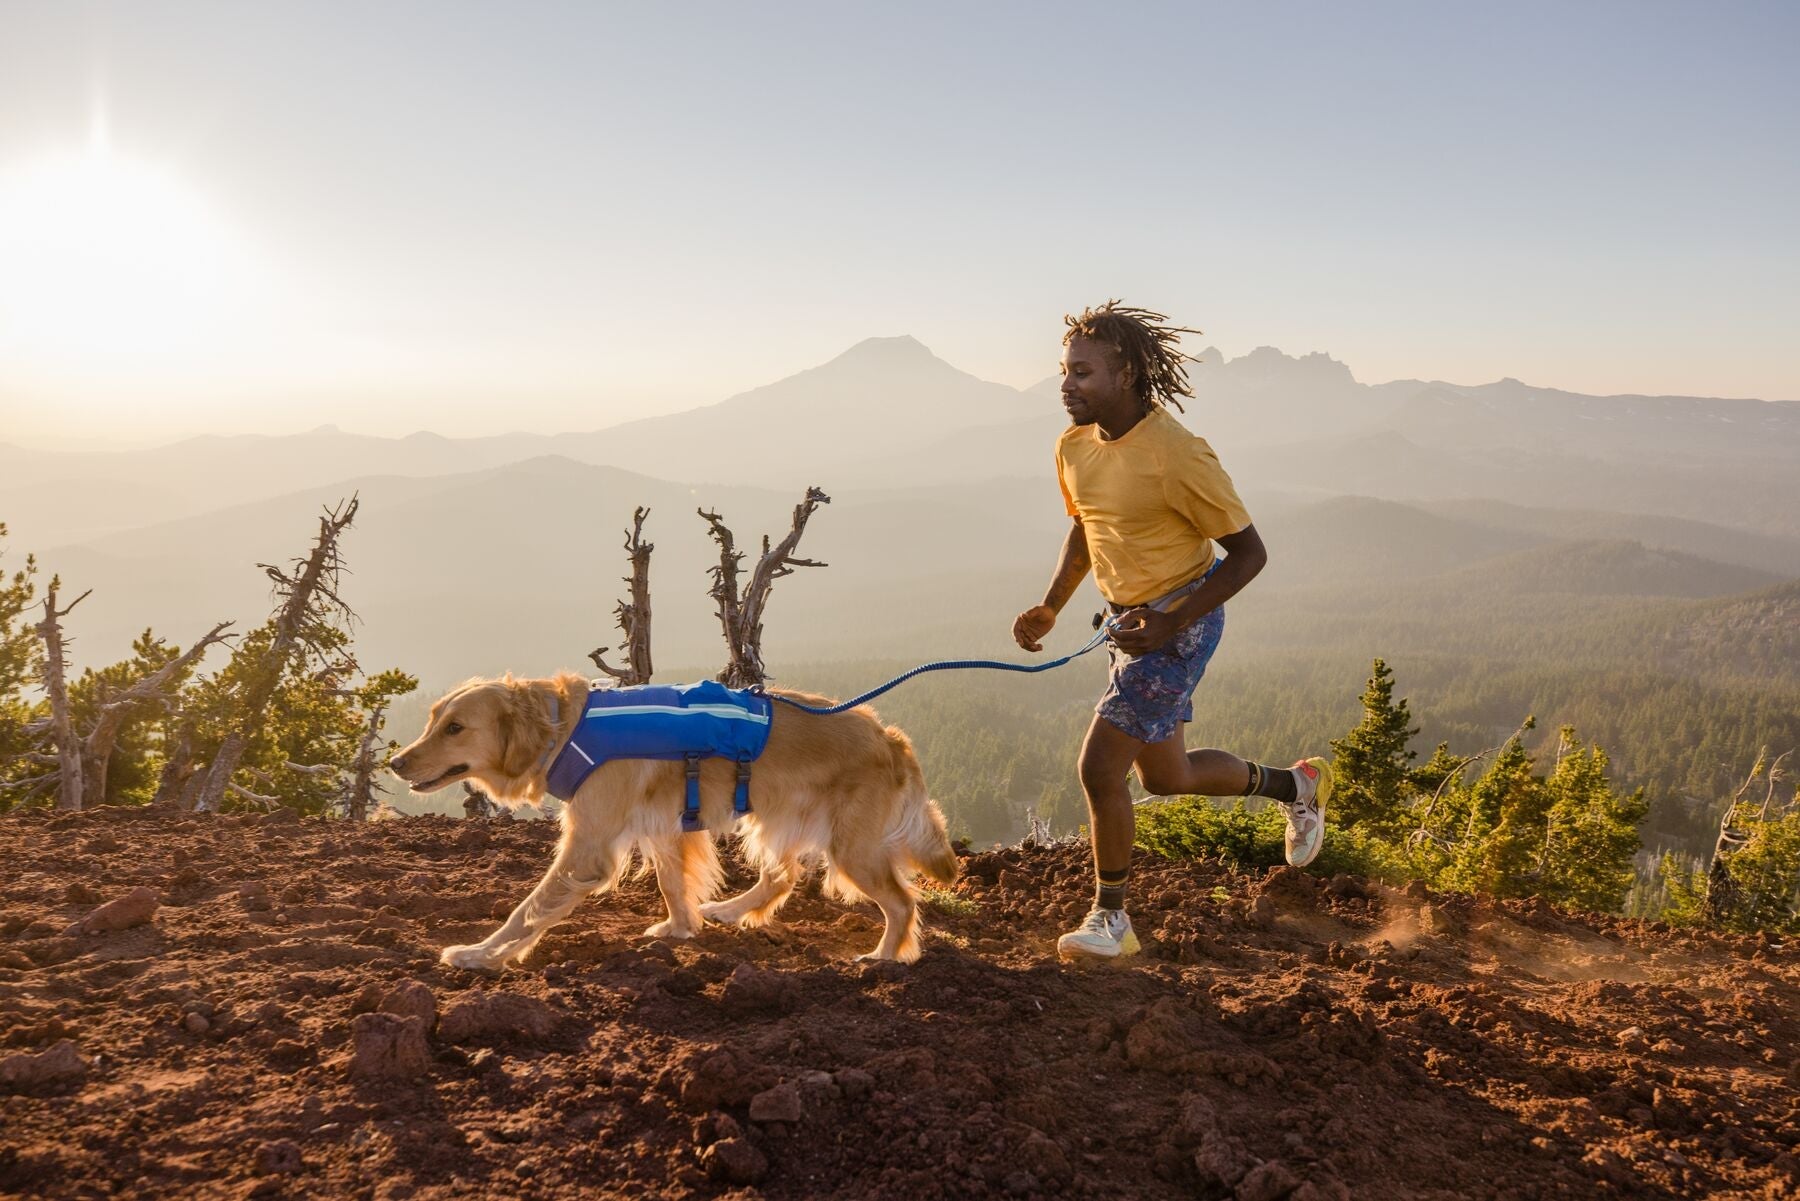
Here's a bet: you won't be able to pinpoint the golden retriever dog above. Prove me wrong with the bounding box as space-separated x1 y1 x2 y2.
390 672 958 970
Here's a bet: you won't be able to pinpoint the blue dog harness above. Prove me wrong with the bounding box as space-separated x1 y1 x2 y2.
542 681 773 833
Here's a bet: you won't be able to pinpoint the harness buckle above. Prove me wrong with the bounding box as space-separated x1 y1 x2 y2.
733 758 753 817
681 753 705 834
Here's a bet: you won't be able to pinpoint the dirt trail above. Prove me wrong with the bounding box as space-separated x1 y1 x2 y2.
1 807 1796 1200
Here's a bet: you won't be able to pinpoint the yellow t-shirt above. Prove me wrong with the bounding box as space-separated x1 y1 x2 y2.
1055 406 1253 606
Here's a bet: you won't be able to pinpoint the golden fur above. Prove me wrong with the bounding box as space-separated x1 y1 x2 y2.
390 672 958 969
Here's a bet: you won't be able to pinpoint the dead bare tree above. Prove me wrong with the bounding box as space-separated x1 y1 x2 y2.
1702 749 1793 927
79 622 234 804
345 699 390 822
150 725 197 808
194 497 360 813
1703 751 1766 926
700 487 830 689
34 579 90 811
589 506 655 687
20 585 233 811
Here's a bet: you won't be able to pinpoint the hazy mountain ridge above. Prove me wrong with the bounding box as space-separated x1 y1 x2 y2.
1429 538 1786 598
27 450 1795 684
6 338 1798 547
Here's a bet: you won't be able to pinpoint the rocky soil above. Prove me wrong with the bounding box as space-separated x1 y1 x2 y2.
1 805 1796 1200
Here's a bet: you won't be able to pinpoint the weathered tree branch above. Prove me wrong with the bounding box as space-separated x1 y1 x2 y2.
346 700 388 822
35 580 90 811
81 620 234 804
701 487 830 689
282 761 339 777
590 507 655 686
150 727 197 809
226 782 282 809
1406 714 1536 854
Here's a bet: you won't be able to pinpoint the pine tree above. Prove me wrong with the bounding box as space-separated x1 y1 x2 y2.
1433 735 1536 896
1537 729 1648 912
1408 741 1464 797
1328 658 1420 831
178 622 364 815
1676 753 1800 934
0 524 41 805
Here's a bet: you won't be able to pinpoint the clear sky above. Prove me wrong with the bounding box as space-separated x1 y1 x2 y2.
2 0 1796 446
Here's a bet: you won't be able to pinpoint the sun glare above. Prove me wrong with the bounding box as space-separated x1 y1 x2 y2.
0 143 260 362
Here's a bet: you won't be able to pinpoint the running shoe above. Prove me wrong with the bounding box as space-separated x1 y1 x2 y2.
1281 757 1332 867
1056 907 1140 961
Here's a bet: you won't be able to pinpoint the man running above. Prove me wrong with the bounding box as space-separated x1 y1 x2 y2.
1012 301 1332 962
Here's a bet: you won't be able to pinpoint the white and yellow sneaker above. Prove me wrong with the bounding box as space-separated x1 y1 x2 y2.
1280 757 1331 867
1056 907 1140 961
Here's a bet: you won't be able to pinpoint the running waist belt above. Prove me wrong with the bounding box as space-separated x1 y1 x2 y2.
543 681 773 832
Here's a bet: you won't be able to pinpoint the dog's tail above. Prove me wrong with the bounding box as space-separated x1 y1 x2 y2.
884 726 959 885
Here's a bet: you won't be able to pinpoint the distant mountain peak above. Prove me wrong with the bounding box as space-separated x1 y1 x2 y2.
1218 346 1358 389
827 334 935 366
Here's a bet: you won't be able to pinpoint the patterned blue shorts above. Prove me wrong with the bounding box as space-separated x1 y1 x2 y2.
1095 604 1226 744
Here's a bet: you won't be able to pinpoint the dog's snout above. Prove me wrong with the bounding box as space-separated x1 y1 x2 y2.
390 753 410 775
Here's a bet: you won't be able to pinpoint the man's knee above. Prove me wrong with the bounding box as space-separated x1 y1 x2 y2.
1078 723 1139 795
1135 764 1184 797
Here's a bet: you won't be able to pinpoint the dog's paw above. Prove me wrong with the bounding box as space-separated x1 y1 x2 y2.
641 919 697 941
697 900 743 926
440 943 508 971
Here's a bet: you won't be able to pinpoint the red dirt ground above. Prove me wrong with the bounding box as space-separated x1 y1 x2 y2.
1 805 1796 1200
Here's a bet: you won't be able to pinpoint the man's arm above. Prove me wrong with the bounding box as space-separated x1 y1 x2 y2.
1013 517 1090 652
1109 524 1267 655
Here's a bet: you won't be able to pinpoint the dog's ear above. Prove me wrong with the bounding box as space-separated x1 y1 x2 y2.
498 678 556 781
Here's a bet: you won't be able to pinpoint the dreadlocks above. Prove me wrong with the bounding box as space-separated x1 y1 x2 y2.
1063 300 1202 413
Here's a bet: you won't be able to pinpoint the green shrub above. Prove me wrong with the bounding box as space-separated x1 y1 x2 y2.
1135 798 1287 871
1135 796 1417 884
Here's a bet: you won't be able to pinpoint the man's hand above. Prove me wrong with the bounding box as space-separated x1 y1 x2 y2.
1013 605 1057 652
1110 606 1179 656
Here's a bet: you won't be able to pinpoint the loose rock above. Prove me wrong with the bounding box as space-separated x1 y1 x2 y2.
0 1039 87 1092
437 992 555 1043
748 1081 803 1125
702 1136 768 1185
64 886 160 935
377 980 438 1030
348 1012 430 1080
719 963 793 1015
1017 1130 1072 1185
1237 1158 1301 1201
253 1139 304 1174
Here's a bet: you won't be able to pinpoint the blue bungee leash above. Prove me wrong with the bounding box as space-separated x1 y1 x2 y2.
757 613 1121 716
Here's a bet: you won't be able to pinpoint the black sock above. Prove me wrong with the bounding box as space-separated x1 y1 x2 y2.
1095 867 1129 911
1243 762 1298 804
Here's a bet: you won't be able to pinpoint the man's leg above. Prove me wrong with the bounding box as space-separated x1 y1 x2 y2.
1132 722 1333 868
1058 714 1148 961
1078 714 1148 890
1131 723 1254 798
